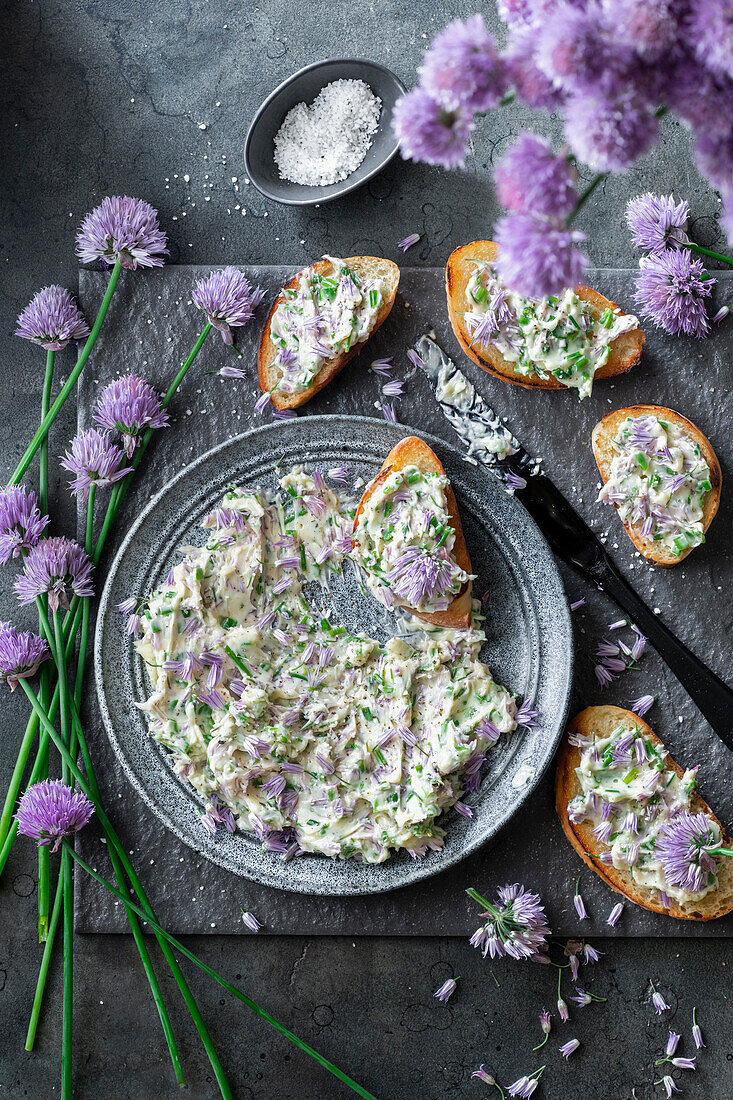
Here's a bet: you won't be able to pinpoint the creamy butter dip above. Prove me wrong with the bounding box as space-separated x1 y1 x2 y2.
269 256 383 395
351 464 473 614
432 360 519 464
133 468 516 863
568 722 721 905
597 414 711 556
464 261 639 399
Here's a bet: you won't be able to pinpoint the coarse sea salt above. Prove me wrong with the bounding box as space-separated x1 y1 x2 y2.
273 78 381 187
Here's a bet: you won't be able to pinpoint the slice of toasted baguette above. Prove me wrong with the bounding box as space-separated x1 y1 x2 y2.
352 436 474 629
445 240 645 389
555 705 733 921
258 256 400 411
592 405 722 567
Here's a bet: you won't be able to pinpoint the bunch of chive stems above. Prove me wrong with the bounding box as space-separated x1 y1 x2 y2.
1 259 376 1100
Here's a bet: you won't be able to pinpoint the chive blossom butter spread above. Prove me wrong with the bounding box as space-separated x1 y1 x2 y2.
352 464 473 614
464 261 639 399
134 468 516 864
597 414 711 556
568 722 722 905
269 256 383 395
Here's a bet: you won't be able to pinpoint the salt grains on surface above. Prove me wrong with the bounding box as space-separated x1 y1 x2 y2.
273 79 382 187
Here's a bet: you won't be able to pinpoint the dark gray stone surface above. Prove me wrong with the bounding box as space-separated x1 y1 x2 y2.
2 1 733 1097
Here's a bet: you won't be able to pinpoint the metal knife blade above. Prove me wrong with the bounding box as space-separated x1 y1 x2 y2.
414 334 733 748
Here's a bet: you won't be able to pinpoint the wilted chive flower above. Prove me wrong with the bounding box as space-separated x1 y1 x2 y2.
635 249 715 338
76 195 168 269
434 977 458 1003
15 286 90 350
16 779 94 851
192 267 264 344
471 1065 495 1085
494 212 588 299
467 883 550 961
0 625 50 690
0 486 49 563
94 375 170 457
392 86 474 170
533 1009 552 1050
14 535 94 613
655 811 732 894
418 14 507 113
495 134 578 220
397 233 421 252
625 193 690 254
60 429 132 501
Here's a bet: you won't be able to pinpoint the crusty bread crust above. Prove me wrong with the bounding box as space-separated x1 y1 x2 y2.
445 240 645 389
353 436 474 629
258 256 400 410
555 705 733 921
592 405 722 567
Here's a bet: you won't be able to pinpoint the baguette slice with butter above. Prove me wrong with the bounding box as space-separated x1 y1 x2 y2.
445 240 645 388
555 705 733 921
353 436 473 629
258 256 400 411
592 404 721 567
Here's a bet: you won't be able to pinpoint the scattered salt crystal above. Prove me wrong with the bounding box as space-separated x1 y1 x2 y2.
273 78 381 187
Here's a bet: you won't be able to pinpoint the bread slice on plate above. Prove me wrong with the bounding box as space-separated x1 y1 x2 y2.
258 256 400 411
445 240 645 389
352 435 474 629
555 705 733 921
592 404 721 567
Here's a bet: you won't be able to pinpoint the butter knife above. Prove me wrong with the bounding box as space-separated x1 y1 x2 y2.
415 334 733 750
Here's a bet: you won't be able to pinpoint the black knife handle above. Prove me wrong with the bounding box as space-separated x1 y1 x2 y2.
589 555 733 749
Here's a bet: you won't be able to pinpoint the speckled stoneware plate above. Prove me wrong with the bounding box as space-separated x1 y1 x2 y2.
95 416 572 895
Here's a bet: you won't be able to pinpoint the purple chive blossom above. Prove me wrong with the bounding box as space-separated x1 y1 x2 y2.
468 883 550 962
690 2 733 81
563 90 659 174
692 1008 704 1049
273 409 297 421
508 1073 541 1097
635 249 715 338
454 801 473 818
671 1058 696 1071
218 365 247 379
387 546 458 608
60 429 132 501
574 892 587 920
629 694 655 718
594 664 616 689
0 626 50 690
496 134 578 220
655 812 730 894
559 1039 580 1059
254 392 271 413
241 910 262 933
370 357 394 376
494 212 588 299
406 348 424 370
328 466 348 483
76 195 168 269
504 470 527 494
471 1065 495 1085
625 193 690 254
15 286 90 350
570 989 592 1008
540 1009 552 1034
606 903 624 928
94 375 170 457
14 536 94 613
608 619 627 630
660 1075 680 1097
557 995 570 1022
398 233 421 252
0 487 49 563
392 86 474 170
652 989 671 1014
381 401 398 423
570 599 585 611
515 700 538 731
434 977 458 1003
712 305 729 324
192 267 263 344
418 14 507 113
666 1031 681 1057
16 779 94 851
382 379 404 398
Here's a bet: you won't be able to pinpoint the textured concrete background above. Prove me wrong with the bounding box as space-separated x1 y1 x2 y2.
1 1 732 1098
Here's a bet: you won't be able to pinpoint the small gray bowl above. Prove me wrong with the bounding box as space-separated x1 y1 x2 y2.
244 58 406 206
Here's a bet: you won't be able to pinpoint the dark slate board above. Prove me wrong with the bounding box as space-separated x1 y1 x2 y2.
74 264 733 937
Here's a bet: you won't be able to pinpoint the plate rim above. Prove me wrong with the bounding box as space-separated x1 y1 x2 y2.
94 415 573 894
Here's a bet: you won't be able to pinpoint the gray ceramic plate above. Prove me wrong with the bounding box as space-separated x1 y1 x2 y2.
95 416 573 895
244 58 406 206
